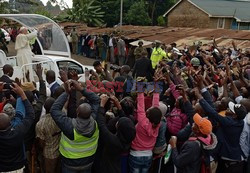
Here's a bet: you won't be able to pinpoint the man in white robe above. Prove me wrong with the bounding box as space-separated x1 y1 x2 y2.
15 27 37 81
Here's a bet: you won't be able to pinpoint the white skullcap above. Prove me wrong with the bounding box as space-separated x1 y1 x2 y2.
20 26 27 33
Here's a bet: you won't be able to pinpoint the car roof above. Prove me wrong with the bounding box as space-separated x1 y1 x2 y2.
32 55 94 69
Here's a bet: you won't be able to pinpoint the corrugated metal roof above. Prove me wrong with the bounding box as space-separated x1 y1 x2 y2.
189 0 250 22
59 22 250 49
164 0 250 22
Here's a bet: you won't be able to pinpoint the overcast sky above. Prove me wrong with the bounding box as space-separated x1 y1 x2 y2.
40 0 72 8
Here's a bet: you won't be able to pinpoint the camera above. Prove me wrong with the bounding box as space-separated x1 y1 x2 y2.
110 65 121 72
175 85 181 90
4 83 13 90
162 67 168 74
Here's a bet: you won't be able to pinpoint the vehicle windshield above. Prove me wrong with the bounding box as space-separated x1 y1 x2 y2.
0 14 70 57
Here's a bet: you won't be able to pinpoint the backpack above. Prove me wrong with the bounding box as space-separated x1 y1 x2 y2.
167 108 186 135
189 137 211 173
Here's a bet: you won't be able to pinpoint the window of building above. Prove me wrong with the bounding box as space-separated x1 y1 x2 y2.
239 22 250 30
217 18 225 29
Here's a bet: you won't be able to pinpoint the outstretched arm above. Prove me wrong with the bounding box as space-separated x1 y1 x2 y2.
50 92 74 140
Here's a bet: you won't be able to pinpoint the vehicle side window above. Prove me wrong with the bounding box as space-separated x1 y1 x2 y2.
57 61 84 74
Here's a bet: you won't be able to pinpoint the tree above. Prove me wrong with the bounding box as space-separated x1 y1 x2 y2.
157 16 165 26
146 0 175 25
35 6 52 18
125 0 151 26
95 0 135 27
0 1 9 13
67 0 105 27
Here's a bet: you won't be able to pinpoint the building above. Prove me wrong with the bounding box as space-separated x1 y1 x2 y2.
163 0 250 30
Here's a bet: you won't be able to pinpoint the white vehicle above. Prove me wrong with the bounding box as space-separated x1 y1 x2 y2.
0 14 94 84
1 28 11 43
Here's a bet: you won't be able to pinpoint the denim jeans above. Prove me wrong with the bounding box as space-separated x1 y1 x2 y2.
61 162 92 173
129 154 153 173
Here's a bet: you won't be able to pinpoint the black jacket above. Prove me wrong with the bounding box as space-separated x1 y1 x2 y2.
0 99 35 172
172 140 201 173
0 75 14 83
199 90 244 161
96 107 135 173
132 57 154 82
24 80 47 151
0 75 16 100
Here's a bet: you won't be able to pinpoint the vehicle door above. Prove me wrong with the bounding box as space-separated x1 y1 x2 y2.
56 60 85 82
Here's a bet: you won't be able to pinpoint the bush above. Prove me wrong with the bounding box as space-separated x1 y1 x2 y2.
157 16 166 26
125 1 151 26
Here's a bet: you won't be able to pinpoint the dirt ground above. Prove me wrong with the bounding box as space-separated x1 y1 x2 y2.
6 41 95 66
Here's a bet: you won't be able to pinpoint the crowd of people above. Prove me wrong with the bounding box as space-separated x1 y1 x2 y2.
0 35 250 173
65 29 137 67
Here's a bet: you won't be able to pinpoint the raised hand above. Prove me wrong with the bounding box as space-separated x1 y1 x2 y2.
71 80 84 91
15 78 22 86
25 70 30 82
110 94 122 110
69 70 80 81
176 85 187 98
64 80 72 94
11 83 27 100
35 64 43 80
59 70 68 83
194 75 205 89
169 136 177 148
193 87 203 100
100 94 109 107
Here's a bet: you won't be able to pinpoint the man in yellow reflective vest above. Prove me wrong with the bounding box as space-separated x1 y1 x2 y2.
150 41 167 69
51 80 100 173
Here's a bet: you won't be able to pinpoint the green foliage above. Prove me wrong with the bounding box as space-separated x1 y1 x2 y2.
0 1 9 13
157 16 165 26
94 0 135 27
125 1 151 26
34 6 52 18
147 0 176 25
94 0 176 26
68 0 105 27
53 12 67 22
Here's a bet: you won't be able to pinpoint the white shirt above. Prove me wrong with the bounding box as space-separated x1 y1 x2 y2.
48 81 57 89
109 38 113 47
67 35 72 43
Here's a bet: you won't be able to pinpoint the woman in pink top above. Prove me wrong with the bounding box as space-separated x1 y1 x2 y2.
129 92 162 173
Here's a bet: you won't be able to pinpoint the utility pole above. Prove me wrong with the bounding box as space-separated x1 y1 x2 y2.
120 0 123 29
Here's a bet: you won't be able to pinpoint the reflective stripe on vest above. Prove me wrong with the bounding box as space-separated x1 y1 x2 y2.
59 123 99 159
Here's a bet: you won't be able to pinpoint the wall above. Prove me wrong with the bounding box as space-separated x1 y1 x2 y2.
209 18 218 28
224 18 233 29
209 18 233 29
167 0 210 28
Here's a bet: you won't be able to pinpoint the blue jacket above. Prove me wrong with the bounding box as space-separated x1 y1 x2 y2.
50 82 60 97
0 99 34 172
11 97 26 127
199 90 244 161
